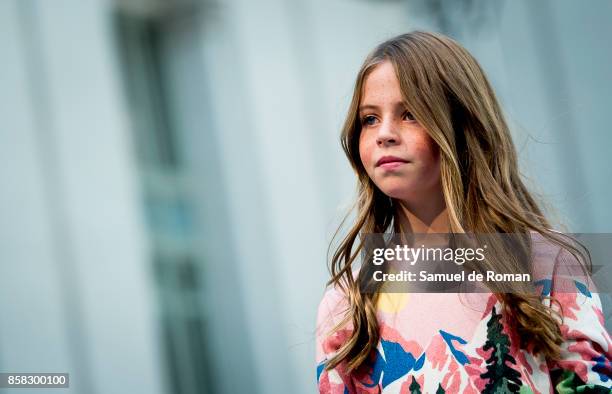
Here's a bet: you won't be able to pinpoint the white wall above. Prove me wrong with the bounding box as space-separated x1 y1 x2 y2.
0 1 76 391
0 1 165 393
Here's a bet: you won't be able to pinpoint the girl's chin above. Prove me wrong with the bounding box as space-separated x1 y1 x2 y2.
377 187 414 201
375 178 439 201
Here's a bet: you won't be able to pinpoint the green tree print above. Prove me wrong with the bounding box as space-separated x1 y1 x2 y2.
409 375 421 394
480 306 523 393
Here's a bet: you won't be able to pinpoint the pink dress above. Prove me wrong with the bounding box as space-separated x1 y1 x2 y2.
315 234 612 393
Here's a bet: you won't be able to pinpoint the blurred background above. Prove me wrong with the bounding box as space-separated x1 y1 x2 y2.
1 0 611 393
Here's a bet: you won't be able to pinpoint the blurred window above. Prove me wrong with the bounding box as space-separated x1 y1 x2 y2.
114 9 212 394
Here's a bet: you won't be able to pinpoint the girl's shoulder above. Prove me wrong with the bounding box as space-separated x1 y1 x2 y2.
315 281 354 365
316 282 351 329
529 230 595 294
317 267 361 324
529 230 563 278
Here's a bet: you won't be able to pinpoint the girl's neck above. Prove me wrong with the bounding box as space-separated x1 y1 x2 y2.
394 194 449 234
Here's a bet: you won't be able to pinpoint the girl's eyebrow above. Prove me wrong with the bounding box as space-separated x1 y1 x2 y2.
358 101 406 113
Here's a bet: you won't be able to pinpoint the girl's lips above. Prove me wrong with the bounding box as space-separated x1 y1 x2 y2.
376 155 410 167
379 161 406 169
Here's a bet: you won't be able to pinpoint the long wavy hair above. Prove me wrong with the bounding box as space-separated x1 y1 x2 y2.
325 31 591 373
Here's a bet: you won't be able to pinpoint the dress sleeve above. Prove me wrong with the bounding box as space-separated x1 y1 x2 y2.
545 246 612 392
316 287 355 394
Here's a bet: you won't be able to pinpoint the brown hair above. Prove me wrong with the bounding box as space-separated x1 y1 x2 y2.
325 31 590 373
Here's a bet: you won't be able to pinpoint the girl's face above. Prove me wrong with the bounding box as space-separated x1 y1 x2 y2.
358 61 441 202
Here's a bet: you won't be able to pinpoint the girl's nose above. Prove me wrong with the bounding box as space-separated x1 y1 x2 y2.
376 120 399 146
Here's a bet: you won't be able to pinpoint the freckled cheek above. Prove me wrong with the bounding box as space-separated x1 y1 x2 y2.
358 138 375 169
412 136 440 165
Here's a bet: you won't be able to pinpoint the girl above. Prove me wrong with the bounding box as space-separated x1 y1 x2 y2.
315 31 611 393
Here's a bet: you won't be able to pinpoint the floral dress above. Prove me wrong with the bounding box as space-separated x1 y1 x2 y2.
315 236 612 393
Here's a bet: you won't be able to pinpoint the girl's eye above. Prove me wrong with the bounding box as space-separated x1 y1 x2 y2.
404 111 416 121
361 112 415 126
361 115 377 126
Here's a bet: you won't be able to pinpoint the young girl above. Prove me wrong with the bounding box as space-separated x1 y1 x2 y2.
315 31 611 393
